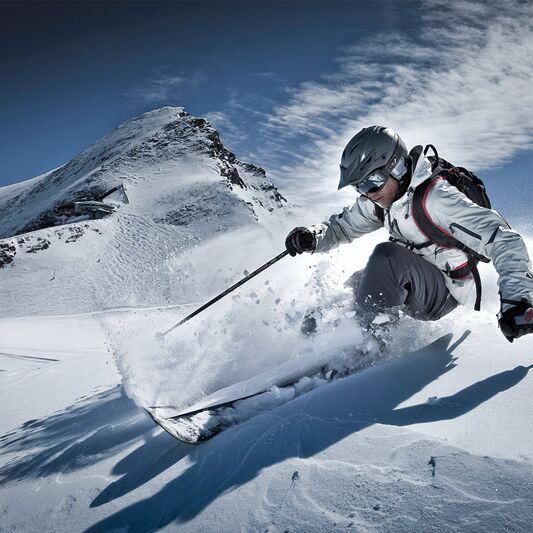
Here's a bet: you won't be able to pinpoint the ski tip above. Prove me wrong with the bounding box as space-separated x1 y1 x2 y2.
145 407 204 444
145 407 220 444
155 331 165 341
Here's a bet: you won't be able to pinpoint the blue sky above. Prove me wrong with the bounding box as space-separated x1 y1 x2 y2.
0 1 411 183
1 0 532 220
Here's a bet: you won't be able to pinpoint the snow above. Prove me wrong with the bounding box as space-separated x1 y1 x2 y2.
1 108 533 531
2 306 532 531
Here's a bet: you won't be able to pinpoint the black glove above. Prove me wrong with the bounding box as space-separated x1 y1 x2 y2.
498 299 533 343
285 227 316 256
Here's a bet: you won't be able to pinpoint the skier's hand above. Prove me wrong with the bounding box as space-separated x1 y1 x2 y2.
285 227 316 256
498 301 533 343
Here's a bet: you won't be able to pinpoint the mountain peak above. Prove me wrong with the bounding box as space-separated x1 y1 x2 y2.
0 107 286 239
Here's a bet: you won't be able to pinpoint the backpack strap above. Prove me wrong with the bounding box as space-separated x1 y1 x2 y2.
446 256 483 311
412 177 456 247
470 257 483 312
423 144 439 163
388 236 433 251
412 176 487 311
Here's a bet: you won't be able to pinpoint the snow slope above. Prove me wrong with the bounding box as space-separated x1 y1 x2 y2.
1 107 533 532
1 295 533 532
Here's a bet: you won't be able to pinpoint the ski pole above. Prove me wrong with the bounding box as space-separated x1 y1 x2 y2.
156 249 290 339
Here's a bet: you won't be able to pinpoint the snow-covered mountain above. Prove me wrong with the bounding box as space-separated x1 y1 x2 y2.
0 107 286 316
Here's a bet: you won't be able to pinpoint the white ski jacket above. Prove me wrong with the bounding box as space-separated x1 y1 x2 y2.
311 155 533 310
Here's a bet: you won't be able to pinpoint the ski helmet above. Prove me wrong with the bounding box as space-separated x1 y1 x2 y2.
338 126 408 191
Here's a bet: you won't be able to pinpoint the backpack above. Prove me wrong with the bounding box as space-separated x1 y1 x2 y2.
381 144 492 311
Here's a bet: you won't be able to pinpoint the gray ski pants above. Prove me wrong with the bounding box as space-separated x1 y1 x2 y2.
351 242 459 322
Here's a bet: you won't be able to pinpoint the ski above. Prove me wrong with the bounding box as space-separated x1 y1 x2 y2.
146 346 375 444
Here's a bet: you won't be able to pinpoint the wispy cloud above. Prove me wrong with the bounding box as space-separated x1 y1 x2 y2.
205 89 278 162
221 0 533 213
127 71 205 104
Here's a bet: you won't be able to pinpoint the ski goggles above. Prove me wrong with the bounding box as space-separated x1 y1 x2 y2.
353 156 407 195
353 169 390 195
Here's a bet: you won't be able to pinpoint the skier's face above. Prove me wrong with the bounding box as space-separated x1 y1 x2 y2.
366 176 400 208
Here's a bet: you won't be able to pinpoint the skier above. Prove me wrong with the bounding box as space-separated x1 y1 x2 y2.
285 126 533 343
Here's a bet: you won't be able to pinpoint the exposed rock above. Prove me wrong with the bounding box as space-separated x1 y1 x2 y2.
0 242 16 268
25 238 51 254
220 163 246 189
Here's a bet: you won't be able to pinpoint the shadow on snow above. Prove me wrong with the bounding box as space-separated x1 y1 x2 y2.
86 332 533 532
0 386 171 484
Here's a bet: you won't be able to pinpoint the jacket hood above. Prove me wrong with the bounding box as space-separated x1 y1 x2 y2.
410 155 433 187
392 155 433 207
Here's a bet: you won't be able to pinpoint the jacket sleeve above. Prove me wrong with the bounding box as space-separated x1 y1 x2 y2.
428 180 533 310
310 195 384 253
